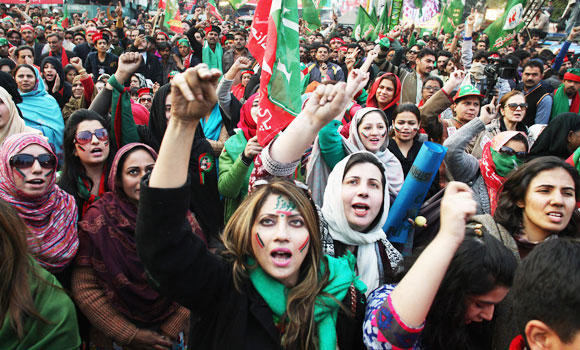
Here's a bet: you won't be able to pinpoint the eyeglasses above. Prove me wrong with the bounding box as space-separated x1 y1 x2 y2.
139 97 152 102
506 103 528 110
498 146 527 159
75 128 109 145
423 86 440 92
409 50 419 55
10 153 57 169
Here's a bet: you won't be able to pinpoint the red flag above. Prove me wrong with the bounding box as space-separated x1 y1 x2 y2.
256 0 301 146
247 0 271 65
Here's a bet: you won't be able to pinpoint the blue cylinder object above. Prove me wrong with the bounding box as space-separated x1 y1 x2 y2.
383 142 447 245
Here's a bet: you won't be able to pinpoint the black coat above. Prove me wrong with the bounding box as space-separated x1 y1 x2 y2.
136 179 366 349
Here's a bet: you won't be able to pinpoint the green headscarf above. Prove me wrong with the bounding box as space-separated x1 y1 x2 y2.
248 252 366 349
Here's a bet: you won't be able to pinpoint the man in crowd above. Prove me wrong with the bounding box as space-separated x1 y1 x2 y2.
222 30 253 75
518 60 553 125
551 68 580 117
40 32 75 66
306 44 345 83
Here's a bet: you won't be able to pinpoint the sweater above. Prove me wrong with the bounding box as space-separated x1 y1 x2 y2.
218 130 253 223
443 118 491 214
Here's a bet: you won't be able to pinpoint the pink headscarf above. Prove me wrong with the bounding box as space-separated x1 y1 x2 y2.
0 133 78 272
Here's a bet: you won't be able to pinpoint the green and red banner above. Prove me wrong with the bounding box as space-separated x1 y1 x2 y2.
439 0 464 34
353 6 377 41
247 0 270 65
254 0 302 146
159 0 183 33
484 0 527 51
302 0 321 33
207 0 224 21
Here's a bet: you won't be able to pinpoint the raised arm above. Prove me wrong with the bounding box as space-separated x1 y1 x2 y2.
269 68 369 164
374 182 476 346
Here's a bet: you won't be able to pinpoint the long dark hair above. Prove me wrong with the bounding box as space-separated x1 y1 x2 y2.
0 199 48 338
494 156 580 235
420 231 517 350
59 110 112 212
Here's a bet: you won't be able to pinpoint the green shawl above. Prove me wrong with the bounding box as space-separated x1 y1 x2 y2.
552 84 580 120
0 260 80 349
248 252 366 349
202 41 224 71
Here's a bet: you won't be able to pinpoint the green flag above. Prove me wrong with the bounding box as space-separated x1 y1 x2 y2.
302 0 321 32
388 0 404 31
353 6 377 41
58 1 70 29
229 0 248 10
372 4 389 39
369 3 377 20
484 0 526 52
441 0 464 34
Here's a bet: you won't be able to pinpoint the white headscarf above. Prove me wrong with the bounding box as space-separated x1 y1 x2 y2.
347 107 404 195
0 87 39 144
321 151 390 294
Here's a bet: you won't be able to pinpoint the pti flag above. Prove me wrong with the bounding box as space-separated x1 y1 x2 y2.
302 0 322 32
484 0 526 51
247 0 271 66
229 0 248 10
160 0 183 33
256 0 302 146
353 6 377 40
207 0 224 21
58 1 70 29
373 3 389 39
440 0 464 34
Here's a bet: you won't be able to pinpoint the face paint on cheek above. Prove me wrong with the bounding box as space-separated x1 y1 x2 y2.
298 236 309 253
14 168 26 178
76 144 86 152
255 232 265 249
360 131 370 139
379 130 387 138
44 169 54 178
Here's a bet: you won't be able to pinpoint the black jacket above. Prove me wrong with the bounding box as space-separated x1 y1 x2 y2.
136 52 163 84
136 179 366 349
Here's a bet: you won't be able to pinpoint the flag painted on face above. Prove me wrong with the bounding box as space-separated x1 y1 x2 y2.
257 0 302 146
207 0 224 21
160 0 183 33
484 0 526 51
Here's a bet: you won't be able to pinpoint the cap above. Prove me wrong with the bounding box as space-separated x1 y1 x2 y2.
0 38 8 46
564 68 580 82
453 85 484 102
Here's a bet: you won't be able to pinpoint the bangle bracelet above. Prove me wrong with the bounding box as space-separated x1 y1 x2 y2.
463 36 472 41
78 69 87 74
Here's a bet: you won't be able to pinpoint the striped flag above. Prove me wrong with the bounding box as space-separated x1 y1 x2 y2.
160 0 183 33
256 0 302 146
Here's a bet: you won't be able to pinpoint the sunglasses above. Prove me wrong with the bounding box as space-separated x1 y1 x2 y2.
139 97 152 102
499 146 527 159
506 103 528 110
75 128 109 145
409 50 419 54
10 153 57 169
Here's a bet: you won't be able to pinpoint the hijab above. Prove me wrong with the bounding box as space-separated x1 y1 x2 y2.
76 143 182 324
529 112 580 159
40 56 72 108
0 87 39 144
321 152 390 294
237 93 258 141
347 108 404 196
480 131 526 214
17 65 65 160
366 73 401 122
0 133 78 272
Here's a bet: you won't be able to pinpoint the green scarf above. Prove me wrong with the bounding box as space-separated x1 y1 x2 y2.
491 148 523 178
552 84 570 119
248 252 366 349
572 147 580 174
202 41 223 71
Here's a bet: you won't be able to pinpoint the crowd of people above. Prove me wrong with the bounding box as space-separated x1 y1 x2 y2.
0 2 580 349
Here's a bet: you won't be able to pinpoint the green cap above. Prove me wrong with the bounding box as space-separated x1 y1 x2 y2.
377 36 390 49
453 85 484 102
0 38 8 46
177 38 190 47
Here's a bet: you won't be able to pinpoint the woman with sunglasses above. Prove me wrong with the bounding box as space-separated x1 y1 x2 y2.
136 65 367 349
0 198 81 349
444 107 529 215
0 133 78 284
59 110 116 219
471 91 529 159
72 143 197 350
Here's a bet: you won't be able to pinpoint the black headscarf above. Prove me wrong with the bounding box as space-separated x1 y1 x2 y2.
139 83 224 241
41 56 72 108
0 58 16 72
0 71 22 104
529 113 580 159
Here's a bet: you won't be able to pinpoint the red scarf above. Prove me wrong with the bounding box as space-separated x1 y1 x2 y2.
479 142 505 215
366 73 401 113
237 93 258 140
81 173 107 217
571 92 580 113
50 46 69 67
183 52 192 69
509 335 526 350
